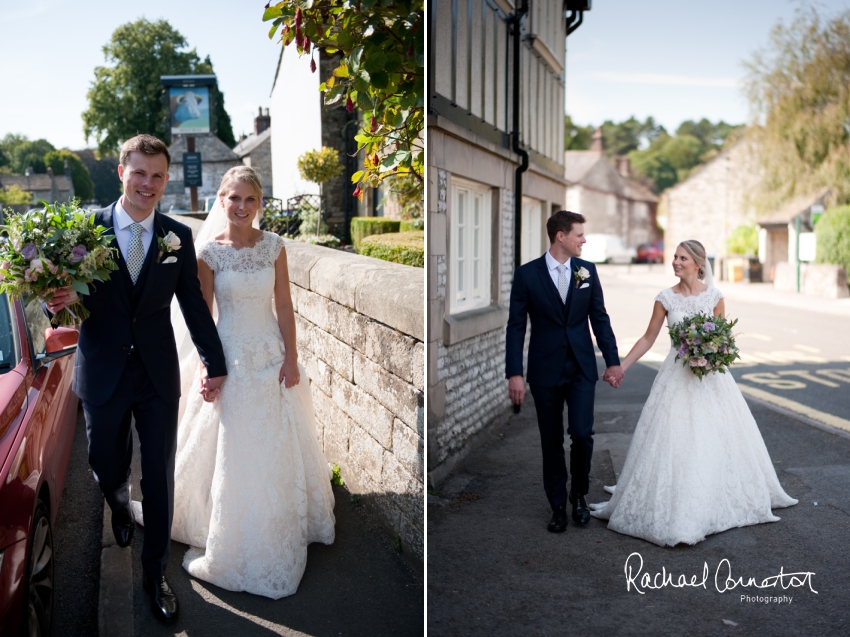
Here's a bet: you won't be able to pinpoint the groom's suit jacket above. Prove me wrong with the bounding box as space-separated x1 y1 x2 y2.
505 255 619 386
73 202 227 406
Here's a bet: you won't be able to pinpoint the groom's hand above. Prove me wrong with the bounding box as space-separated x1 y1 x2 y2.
508 375 525 406
604 365 624 388
202 375 224 402
45 286 73 314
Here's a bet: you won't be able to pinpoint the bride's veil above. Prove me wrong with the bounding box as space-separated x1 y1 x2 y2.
702 256 715 287
171 195 259 420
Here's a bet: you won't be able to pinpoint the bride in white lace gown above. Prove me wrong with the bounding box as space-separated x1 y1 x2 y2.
133 166 335 598
590 240 796 546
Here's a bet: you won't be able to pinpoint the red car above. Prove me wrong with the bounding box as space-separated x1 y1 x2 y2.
636 241 664 264
0 295 79 637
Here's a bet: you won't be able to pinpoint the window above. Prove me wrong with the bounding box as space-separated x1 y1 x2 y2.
450 179 491 314
521 197 544 265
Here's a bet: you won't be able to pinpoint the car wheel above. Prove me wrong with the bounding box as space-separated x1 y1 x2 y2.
23 500 53 637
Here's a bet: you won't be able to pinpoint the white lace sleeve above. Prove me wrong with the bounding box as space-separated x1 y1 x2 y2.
710 287 724 309
654 288 670 311
197 241 216 271
266 232 285 264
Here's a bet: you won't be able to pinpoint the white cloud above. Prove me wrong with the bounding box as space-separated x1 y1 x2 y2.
584 72 740 89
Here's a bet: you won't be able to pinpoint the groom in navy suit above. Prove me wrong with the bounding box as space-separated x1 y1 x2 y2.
47 135 227 623
506 211 623 533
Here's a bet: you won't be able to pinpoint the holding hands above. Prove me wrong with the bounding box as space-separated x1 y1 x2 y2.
199 364 224 402
603 365 624 389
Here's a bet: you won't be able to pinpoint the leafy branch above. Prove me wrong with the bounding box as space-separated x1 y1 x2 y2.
263 0 424 202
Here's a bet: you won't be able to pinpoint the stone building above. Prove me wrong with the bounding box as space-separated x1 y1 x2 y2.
0 167 74 206
661 139 762 265
232 108 273 195
564 130 659 249
159 134 241 211
428 0 573 484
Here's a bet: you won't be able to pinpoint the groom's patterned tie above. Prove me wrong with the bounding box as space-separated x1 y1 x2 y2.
127 223 145 284
557 264 569 304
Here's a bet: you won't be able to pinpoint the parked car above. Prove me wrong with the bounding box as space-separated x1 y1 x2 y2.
581 234 637 264
636 241 664 264
0 295 79 637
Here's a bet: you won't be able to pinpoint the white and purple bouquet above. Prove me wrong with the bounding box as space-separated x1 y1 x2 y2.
669 312 740 380
0 201 118 325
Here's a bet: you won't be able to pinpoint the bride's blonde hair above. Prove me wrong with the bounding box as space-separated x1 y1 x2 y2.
218 165 264 202
678 240 707 280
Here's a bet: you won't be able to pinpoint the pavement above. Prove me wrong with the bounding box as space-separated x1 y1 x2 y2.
95 426 423 637
427 352 850 636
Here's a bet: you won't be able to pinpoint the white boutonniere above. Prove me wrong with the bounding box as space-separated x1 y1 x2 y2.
573 266 590 289
157 231 181 263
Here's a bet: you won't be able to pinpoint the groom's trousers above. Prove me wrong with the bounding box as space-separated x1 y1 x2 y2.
82 349 179 580
530 369 595 512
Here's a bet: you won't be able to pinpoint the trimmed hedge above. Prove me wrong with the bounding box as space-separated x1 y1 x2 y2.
815 205 850 276
400 218 424 232
350 217 400 250
359 231 424 267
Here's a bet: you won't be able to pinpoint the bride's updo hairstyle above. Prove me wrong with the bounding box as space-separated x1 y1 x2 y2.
218 165 264 203
678 240 707 280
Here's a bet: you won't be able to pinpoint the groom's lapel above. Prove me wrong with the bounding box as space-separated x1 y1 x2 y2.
535 256 566 324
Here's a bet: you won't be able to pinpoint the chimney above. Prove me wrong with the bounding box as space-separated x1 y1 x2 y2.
590 127 604 153
616 156 631 177
47 166 54 177
254 106 271 136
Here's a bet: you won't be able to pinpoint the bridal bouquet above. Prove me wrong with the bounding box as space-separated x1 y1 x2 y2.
0 201 118 325
669 312 740 380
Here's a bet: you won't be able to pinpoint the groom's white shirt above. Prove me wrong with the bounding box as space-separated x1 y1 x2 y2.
113 198 155 260
545 250 571 300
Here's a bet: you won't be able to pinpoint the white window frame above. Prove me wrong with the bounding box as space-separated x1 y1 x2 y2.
449 178 492 314
521 196 544 265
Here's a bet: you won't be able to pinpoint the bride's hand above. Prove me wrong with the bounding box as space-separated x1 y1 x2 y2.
279 357 300 389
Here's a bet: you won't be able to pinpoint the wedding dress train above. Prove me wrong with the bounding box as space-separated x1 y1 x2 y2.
133 231 335 598
589 287 797 547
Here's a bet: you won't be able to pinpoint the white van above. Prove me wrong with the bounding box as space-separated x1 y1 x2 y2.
581 234 637 264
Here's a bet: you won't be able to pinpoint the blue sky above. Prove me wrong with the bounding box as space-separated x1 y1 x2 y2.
565 0 850 131
3 1 850 151
0 0 280 150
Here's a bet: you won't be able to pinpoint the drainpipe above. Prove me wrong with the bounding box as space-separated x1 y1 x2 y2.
511 0 529 272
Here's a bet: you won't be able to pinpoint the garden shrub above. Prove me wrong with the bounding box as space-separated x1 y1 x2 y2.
359 231 424 267
350 217 400 250
815 205 850 276
400 218 424 231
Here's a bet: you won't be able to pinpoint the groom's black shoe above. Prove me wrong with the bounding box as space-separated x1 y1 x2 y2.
548 508 568 533
143 572 179 624
570 492 591 526
111 504 134 548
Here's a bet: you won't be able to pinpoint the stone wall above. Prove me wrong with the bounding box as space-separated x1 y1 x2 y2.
774 262 849 298
283 240 424 561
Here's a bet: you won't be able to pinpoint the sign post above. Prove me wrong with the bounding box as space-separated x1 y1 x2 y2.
161 74 217 213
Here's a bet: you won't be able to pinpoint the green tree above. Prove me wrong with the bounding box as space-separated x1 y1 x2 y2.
727 224 759 255
297 146 344 235
564 115 594 150
264 0 424 199
44 150 95 202
0 185 33 205
600 116 664 157
815 205 850 274
82 19 236 155
744 7 850 210
74 149 121 206
11 138 55 174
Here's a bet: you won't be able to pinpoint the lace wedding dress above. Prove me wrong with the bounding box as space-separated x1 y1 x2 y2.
589 287 797 547
133 231 335 598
